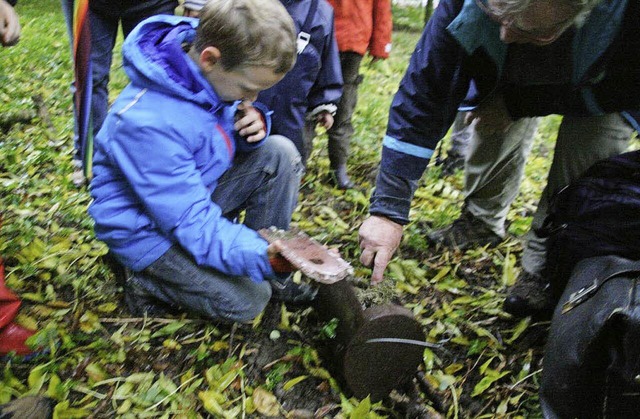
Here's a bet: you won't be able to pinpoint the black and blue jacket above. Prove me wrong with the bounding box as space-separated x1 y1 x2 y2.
372 0 640 224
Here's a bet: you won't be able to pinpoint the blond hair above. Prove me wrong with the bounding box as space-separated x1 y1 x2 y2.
193 0 296 74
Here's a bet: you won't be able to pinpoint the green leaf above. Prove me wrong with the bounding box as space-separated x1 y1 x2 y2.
471 371 510 397
150 321 186 338
282 375 307 391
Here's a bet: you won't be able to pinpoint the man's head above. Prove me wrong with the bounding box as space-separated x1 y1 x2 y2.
189 0 296 102
476 0 603 45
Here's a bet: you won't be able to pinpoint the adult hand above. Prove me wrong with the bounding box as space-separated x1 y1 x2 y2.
0 0 20 47
464 93 512 136
234 101 266 143
359 215 403 285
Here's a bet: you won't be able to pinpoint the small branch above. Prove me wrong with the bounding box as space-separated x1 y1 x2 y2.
99 317 196 324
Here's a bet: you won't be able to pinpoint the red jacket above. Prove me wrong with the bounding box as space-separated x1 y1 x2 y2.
327 0 392 59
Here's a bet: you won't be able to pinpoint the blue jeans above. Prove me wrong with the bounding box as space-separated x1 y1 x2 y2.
131 135 303 322
81 1 176 161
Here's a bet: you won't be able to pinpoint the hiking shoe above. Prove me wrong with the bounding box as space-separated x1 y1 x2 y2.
269 275 318 306
427 211 503 250
123 273 177 317
503 271 554 317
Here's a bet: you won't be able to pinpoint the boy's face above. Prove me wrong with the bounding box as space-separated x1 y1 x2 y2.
199 47 284 102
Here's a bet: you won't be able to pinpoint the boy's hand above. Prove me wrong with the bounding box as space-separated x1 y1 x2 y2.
0 0 20 47
315 111 334 130
234 101 267 143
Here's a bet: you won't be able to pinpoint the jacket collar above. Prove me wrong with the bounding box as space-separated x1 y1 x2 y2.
447 0 628 83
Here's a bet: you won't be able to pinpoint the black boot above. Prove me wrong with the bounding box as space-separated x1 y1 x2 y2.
329 164 355 190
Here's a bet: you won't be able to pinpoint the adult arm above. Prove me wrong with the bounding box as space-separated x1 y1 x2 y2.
360 0 470 282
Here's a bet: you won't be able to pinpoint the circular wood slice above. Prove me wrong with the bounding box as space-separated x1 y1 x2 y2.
342 305 425 401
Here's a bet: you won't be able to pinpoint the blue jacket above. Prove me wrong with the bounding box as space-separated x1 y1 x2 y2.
257 0 343 154
372 0 640 224
89 15 274 283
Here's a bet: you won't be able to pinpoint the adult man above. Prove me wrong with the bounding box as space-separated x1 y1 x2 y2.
358 0 640 317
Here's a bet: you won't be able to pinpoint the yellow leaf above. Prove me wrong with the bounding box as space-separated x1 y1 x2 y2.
85 362 109 383
14 313 38 331
211 340 229 352
96 302 117 313
282 375 307 391
199 390 225 416
252 387 281 417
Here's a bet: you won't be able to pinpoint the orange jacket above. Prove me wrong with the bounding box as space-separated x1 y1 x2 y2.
327 0 392 59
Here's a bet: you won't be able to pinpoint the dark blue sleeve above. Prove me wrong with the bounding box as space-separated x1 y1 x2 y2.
381 0 470 181
369 169 418 225
306 8 343 109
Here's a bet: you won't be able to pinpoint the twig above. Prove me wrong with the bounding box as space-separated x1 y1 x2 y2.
228 322 238 359
99 317 196 324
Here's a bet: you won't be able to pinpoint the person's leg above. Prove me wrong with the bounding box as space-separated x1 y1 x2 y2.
60 0 85 185
464 117 540 236
135 246 272 322
427 117 539 249
505 113 633 317
60 0 74 49
327 51 364 189
440 112 473 176
212 135 303 230
301 118 316 166
88 8 118 137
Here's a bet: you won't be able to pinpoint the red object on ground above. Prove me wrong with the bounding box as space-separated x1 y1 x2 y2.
0 322 36 356
0 257 22 329
0 257 37 356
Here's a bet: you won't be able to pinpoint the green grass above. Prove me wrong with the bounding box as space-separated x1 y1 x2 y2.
0 1 586 417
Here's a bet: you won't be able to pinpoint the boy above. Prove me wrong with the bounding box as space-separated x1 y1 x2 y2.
89 0 314 322
181 0 343 165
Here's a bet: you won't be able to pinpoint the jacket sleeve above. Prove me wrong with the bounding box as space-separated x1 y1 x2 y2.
307 11 344 110
371 0 469 222
108 120 274 283
368 0 392 59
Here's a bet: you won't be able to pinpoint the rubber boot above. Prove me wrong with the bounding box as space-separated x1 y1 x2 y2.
330 163 355 190
0 258 21 328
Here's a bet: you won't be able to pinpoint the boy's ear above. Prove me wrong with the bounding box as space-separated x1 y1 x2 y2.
199 46 222 71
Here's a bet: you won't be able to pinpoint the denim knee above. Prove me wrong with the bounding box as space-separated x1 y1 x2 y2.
264 135 303 169
211 280 272 323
